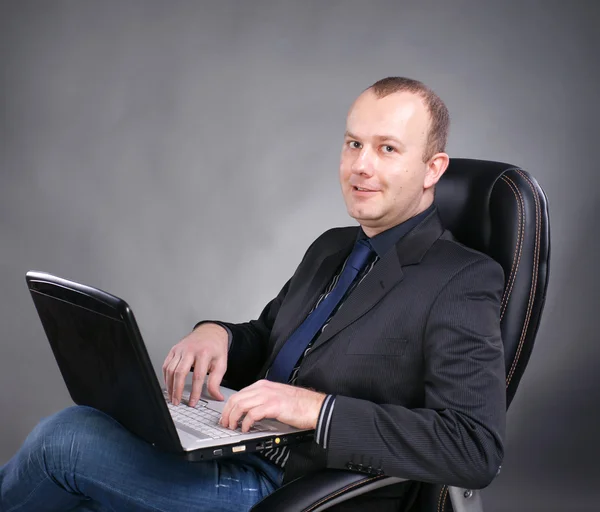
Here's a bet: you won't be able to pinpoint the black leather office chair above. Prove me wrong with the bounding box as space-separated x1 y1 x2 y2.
251 158 551 512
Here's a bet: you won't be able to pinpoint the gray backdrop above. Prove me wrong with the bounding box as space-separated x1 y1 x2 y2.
1 1 598 510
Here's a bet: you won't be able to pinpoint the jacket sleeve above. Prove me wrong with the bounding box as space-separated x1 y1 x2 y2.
323 257 506 489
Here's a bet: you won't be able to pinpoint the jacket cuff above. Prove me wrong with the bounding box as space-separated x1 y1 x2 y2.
193 321 233 351
315 394 336 449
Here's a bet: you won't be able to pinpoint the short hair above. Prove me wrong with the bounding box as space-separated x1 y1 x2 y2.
367 77 450 162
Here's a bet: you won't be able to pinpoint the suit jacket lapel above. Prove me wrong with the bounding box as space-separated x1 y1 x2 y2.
309 248 403 351
309 209 445 353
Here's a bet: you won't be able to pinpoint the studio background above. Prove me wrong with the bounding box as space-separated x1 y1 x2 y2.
1 1 598 510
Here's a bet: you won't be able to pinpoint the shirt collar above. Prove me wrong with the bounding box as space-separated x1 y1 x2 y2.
357 204 436 258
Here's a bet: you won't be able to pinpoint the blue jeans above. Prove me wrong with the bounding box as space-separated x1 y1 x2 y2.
0 406 283 511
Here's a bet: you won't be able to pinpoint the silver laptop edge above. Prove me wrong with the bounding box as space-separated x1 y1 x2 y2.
168 382 308 451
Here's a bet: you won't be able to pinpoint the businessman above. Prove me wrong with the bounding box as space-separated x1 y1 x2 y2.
0 77 506 512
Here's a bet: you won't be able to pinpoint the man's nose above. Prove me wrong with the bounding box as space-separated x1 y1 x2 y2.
351 147 375 176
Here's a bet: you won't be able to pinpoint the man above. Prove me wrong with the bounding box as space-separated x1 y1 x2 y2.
0 77 506 511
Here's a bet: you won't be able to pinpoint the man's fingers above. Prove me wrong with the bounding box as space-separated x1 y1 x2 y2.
221 392 264 430
240 406 273 433
164 352 182 399
220 390 258 427
171 354 195 405
206 359 226 401
163 324 229 406
162 350 175 388
188 356 210 407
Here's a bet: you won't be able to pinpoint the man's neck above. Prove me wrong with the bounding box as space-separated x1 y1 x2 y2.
361 198 434 238
359 203 435 258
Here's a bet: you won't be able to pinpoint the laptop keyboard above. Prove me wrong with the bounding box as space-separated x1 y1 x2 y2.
166 395 271 439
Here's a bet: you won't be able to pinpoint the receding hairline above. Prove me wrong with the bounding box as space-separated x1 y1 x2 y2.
346 90 432 142
354 77 450 161
351 88 430 115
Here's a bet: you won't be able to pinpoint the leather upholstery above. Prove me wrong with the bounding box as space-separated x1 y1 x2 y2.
251 159 551 512
251 471 407 512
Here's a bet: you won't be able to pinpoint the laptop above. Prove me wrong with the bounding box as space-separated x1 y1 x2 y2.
25 271 314 461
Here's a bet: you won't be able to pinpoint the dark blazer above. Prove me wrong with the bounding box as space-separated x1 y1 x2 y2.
218 209 506 502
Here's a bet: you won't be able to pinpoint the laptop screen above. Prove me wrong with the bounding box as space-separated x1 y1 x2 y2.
28 277 180 452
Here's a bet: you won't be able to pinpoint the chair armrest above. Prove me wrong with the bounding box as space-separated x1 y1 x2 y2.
448 486 484 512
250 469 407 512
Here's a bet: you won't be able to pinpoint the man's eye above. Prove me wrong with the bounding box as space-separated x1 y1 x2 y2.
382 145 395 153
348 141 361 149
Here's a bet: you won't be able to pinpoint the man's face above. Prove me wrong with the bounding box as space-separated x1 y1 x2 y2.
339 90 434 236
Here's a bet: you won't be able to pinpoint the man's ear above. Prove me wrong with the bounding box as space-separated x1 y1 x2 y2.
424 153 450 190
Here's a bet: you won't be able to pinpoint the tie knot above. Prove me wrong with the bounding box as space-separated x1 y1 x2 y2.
347 239 373 271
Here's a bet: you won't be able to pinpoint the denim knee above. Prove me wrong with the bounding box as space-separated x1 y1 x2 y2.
35 405 110 434
25 406 116 464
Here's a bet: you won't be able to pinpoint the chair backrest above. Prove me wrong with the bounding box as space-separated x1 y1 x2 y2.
434 158 550 406
422 158 551 512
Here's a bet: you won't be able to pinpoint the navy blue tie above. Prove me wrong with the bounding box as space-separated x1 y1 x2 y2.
267 239 374 383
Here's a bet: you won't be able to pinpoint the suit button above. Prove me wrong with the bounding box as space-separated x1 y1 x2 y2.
355 464 364 472
346 463 355 470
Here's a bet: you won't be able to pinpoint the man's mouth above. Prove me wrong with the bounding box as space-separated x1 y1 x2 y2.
352 186 378 192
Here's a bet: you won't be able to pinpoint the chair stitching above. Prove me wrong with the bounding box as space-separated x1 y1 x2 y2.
499 176 524 318
500 173 532 386
440 485 449 512
499 176 522 311
304 475 386 512
500 176 524 319
507 170 541 384
507 170 541 385
437 486 445 512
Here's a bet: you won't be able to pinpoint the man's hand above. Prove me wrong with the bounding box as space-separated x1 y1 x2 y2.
219 380 326 432
162 323 228 407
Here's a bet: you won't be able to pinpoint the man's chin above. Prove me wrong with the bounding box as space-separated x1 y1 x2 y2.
347 210 382 225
